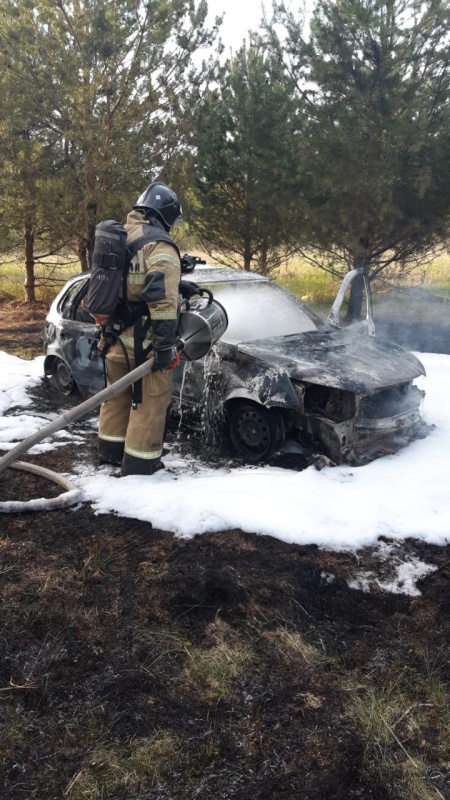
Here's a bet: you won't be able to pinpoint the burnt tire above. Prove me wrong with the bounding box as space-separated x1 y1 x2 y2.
50 357 76 396
229 402 285 463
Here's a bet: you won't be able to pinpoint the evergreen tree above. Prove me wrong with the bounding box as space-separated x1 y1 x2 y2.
191 42 299 273
0 0 216 279
267 0 450 317
0 36 64 302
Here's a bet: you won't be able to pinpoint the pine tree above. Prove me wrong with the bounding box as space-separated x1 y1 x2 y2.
0 29 63 302
267 0 450 318
0 0 216 280
191 42 299 273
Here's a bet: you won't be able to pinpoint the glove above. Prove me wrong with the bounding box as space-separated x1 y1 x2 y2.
179 280 201 300
151 319 181 371
151 345 181 372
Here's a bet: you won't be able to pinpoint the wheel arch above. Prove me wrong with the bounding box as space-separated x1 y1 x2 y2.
44 354 78 395
43 354 58 380
224 387 296 410
224 389 266 409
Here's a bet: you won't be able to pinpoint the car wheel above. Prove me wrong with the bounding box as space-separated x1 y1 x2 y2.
229 402 285 462
50 357 76 396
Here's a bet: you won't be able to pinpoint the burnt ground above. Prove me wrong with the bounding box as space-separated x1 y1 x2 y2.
1 296 450 800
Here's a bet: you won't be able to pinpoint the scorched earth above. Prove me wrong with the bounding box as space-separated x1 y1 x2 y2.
0 300 449 800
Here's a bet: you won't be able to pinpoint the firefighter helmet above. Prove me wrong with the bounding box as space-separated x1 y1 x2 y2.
133 182 183 231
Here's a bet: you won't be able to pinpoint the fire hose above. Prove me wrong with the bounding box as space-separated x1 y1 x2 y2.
0 355 156 513
0 295 228 513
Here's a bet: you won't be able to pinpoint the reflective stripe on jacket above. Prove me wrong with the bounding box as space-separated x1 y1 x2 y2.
107 210 181 355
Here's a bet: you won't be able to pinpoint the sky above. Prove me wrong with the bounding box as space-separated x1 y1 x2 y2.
0 349 449 597
205 0 269 52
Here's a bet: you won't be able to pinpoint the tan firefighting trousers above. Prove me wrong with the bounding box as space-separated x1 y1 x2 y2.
98 352 172 462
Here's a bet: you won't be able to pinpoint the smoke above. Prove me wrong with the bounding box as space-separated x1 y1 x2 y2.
374 289 450 355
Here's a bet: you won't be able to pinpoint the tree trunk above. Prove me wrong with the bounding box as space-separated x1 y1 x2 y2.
85 151 97 270
83 72 97 271
243 236 251 271
243 197 252 271
24 218 36 304
86 216 96 269
258 240 268 276
345 255 367 322
77 237 89 272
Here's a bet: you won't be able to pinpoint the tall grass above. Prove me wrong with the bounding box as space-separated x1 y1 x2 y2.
2 249 450 305
0 253 80 303
348 662 450 800
274 253 450 303
418 253 450 295
275 257 341 309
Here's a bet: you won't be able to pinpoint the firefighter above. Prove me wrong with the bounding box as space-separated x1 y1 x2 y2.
97 182 183 476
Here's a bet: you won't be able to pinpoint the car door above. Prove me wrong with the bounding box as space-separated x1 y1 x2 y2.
58 278 105 396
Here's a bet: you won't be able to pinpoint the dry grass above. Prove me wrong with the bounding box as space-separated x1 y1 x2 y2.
65 731 179 798
184 619 252 702
348 663 450 800
263 626 331 668
0 253 80 303
3 249 450 306
276 252 450 307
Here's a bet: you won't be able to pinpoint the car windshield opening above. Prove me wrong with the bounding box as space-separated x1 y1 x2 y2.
208 283 319 343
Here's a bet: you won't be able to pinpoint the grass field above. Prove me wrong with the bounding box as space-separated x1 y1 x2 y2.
0 254 80 303
1 250 450 307
275 253 450 309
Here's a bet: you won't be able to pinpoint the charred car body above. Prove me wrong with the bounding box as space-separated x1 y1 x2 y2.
43 266 426 465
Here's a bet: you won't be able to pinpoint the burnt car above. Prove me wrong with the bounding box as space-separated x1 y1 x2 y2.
43 266 426 465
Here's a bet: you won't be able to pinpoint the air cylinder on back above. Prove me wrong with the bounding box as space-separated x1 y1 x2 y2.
86 220 128 322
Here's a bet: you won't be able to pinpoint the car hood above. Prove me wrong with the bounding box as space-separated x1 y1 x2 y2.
236 327 426 393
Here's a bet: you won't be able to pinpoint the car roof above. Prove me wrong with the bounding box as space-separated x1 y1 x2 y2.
68 265 269 287
185 265 269 285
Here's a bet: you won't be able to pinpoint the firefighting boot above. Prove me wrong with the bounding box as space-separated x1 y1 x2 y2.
120 452 165 477
98 439 125 467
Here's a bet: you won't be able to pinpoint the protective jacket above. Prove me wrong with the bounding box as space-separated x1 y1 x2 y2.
98 210 181 475
109 210 181 355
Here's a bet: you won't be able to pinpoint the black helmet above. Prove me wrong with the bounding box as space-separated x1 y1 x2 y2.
133 182 183 231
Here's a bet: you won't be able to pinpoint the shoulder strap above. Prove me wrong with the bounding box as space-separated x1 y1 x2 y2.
121 225 181 406
122 226 180 305
127 225 181 261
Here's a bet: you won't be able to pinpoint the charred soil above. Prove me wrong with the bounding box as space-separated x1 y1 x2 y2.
1 297 450 800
